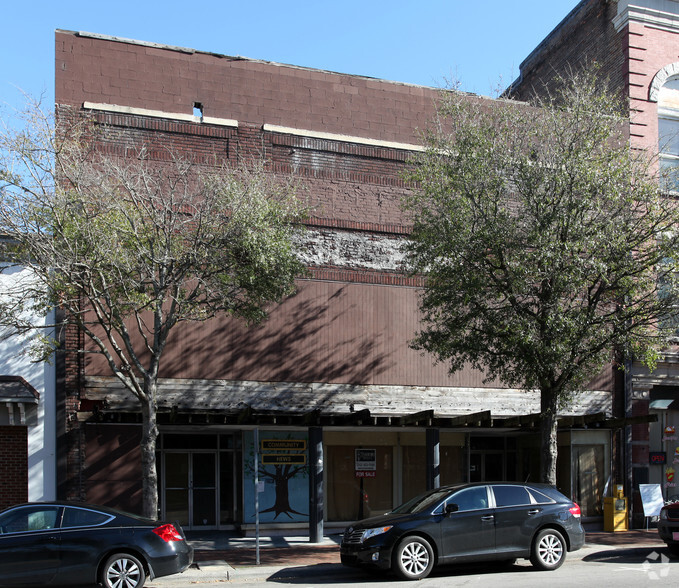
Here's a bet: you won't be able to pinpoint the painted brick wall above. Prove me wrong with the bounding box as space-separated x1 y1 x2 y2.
0 426 28 508
55 31 439 146
84 424 142 513
64 107 416 234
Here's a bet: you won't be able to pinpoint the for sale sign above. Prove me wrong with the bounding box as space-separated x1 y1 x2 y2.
355 449 376 474
355 471 376 478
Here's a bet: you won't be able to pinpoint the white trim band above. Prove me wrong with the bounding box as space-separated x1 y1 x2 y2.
614 1 679 33
263 124 424 152
82 102 239 127
81 103 424 151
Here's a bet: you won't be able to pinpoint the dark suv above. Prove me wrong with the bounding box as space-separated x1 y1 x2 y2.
658 500 679 553
340 482 585 580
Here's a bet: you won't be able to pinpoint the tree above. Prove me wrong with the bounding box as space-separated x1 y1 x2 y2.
403 72 679 485
0 100 307 518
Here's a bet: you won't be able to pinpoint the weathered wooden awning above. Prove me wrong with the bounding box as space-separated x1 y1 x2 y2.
493 411 657 430
86 405 655 430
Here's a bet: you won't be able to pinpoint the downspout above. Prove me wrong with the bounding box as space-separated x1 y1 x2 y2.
624 355 633 527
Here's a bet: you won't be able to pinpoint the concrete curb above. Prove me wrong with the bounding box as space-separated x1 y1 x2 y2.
167 538 670 584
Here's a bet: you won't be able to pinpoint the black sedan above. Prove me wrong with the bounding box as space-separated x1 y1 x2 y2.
340 482 585 580
658 500 679 553
0 501 193 587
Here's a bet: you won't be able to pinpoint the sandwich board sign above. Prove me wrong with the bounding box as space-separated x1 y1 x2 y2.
639 484 664 517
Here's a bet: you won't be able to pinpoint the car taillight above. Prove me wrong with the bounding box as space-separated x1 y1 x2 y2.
569 504 582 518
153 523 183 542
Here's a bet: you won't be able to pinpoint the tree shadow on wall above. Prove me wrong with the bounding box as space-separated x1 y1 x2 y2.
163 284 395 386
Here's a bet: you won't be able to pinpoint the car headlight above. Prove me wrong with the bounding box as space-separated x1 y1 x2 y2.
660 509 668 520
361 526 393 542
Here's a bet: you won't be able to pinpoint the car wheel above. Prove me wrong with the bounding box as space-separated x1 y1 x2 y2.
393 536 434 580
530 528 566 571
100 553 146 588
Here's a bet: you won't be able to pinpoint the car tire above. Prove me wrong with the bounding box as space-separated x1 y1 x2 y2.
530 528 566 571
100 553 147 588
393 536 434 580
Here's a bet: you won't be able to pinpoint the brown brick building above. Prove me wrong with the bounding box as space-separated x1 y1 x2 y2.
54 0 674 532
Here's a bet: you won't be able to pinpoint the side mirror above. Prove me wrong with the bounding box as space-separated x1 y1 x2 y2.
445 503 459 514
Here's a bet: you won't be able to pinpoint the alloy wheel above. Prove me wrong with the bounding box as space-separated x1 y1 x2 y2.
103 554 144 588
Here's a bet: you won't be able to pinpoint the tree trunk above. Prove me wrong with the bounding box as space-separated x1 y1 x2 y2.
140 393 159 519
540 389 559 485
260 465 306 519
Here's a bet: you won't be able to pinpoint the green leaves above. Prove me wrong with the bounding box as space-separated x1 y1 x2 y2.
0 103 307 384
404 70 679 400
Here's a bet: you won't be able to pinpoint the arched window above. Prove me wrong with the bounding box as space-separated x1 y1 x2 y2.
658 75 679 191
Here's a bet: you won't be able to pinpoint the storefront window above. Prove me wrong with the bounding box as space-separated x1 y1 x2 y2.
325 432 466 520
440 444 465 485
469 435 518 482
574 445 605 517
401 446 426 502
557 430 610 516
159 432 240 529
326 445 393 521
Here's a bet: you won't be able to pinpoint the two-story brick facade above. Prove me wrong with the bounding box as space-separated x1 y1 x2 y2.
55 18 634 532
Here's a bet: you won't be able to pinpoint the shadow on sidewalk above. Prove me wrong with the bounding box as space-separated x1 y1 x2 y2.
583 545 678 565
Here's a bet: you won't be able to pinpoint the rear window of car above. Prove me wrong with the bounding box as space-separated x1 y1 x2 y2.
527 488 555 504
492 485 531 507
62 507 113 528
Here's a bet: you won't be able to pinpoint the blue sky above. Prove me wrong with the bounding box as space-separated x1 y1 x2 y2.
1 1 581 112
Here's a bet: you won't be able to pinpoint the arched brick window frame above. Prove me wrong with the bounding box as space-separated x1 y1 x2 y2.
649 63 679 102
650 64 679 191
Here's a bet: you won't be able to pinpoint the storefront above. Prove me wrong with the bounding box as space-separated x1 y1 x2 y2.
648 387 679 501
153 423 613 531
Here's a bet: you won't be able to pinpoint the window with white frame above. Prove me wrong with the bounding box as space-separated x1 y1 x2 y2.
658 76 679 191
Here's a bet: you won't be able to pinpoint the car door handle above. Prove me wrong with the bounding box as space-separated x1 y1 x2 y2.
481 515 494 521
528 509 541 515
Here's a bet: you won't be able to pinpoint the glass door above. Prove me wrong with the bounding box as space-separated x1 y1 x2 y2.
164 452 217 529
192 453 217 527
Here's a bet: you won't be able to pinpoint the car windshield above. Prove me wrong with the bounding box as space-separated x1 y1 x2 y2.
391 488 453 514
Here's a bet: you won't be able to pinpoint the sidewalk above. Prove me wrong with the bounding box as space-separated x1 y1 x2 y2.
585 529 664 547
191 532 342 566
188 529 664 565
164 529 667 585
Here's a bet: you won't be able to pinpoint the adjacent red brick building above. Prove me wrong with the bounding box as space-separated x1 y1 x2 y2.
510 0 679 526
0 426 28 508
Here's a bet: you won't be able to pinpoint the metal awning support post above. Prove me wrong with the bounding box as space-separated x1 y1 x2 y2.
309 426 324 543
426 428 440 490
254 427 260 565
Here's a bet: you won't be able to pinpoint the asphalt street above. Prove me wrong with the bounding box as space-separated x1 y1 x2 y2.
145 541 679 587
